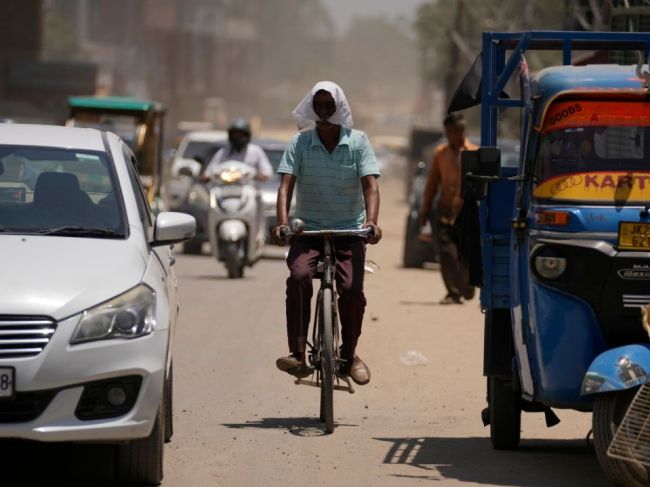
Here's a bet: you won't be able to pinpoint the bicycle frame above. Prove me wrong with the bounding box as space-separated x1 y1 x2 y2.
285 227 371 393
310 236 340 378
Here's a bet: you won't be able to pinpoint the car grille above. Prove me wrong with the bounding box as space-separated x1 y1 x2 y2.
0 316 57 359
623 294 650 309
0 390 57 423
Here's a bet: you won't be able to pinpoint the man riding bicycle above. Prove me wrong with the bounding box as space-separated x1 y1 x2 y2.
273 81 382 385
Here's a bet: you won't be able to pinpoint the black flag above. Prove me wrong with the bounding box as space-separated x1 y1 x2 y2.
447 53 483 113
447 52 510 114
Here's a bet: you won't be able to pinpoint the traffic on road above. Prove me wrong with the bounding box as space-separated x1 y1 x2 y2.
5 2 650 487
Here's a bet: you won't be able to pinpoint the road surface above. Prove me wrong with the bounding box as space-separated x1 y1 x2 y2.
2 177 609 486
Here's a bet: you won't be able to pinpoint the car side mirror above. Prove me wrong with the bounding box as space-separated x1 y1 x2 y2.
415 160 427 176
151 212 196 247
461 147 501 199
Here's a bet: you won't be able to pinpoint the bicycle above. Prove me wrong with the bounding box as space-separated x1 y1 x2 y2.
281 220 373 434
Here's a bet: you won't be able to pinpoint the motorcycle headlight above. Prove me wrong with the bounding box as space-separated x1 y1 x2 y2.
70 284 156 344
534 254 567 280
220 167 242 183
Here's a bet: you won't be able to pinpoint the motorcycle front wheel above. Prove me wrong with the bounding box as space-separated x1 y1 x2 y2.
593 388 650 487
224 241 244 279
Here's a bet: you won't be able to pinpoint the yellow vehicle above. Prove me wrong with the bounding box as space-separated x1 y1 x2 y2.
66 96 166 212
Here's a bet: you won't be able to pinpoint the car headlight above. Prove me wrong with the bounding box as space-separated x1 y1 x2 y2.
534 255 567 280
70 284 156 344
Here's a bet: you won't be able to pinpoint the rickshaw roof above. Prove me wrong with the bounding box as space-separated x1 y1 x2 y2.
67 96 166 113
532 64 646 103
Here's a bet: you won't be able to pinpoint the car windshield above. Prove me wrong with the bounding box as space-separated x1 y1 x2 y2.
533 100 650 203
0 146 126 237
181 140 227 162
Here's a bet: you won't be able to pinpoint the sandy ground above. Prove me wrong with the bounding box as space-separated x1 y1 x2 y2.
163 176 609 487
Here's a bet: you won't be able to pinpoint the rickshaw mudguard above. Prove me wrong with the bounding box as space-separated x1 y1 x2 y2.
581 344 650 395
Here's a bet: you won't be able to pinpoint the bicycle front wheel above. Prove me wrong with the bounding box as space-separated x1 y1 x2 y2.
318 288 335 433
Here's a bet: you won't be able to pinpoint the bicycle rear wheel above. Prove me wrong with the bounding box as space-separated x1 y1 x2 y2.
318 288 335 433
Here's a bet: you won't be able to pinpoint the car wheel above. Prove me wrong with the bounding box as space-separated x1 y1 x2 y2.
403 214 426 268
115 399 165 485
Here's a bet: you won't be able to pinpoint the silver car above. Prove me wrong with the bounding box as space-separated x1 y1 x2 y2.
0 124 195 485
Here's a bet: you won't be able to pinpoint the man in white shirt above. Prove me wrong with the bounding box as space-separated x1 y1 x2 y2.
203 118 273 181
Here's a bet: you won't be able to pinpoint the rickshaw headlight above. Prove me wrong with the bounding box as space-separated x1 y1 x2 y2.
534 256 567 280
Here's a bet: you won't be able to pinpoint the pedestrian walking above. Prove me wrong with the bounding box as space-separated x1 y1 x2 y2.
418 112 476 304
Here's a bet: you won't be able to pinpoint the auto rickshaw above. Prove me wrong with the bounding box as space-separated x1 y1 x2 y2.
458 31 650 486
66 96 166 212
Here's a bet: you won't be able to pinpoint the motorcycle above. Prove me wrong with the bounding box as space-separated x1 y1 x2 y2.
206 160 265 278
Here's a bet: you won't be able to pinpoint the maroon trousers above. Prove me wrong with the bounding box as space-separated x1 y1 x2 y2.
285 237 366 362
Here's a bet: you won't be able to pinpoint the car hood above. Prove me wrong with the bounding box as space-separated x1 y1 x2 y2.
0 235 146 320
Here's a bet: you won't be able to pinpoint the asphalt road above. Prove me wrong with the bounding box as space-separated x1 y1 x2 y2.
2 177 611 486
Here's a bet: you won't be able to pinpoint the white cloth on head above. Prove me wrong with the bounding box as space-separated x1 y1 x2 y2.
291 81 353 130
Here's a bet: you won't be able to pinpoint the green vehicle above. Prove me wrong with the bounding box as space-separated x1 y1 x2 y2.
66 96 166 212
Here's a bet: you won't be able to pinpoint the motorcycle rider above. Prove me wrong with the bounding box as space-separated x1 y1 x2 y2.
203 118 273 182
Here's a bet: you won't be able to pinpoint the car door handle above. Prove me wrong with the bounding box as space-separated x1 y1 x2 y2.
169 256 176 266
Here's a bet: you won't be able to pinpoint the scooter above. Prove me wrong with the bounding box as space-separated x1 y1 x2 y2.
206 160 265 278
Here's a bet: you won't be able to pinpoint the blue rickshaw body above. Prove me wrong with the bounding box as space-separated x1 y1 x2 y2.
478 34 650 412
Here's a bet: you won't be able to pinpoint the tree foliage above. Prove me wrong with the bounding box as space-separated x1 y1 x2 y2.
414 0 569 106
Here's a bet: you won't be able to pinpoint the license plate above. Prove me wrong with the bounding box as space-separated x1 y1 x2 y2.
619 222 650 250
0 367 14 399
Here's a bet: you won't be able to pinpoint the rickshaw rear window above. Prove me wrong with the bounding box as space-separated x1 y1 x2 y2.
533 100 650 203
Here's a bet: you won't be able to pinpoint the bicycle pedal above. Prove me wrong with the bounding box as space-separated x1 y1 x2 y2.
338 376 355 394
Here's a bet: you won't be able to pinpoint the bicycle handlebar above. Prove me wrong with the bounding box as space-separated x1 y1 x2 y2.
280 226 373 240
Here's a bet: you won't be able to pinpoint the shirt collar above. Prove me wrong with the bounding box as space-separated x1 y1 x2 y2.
310 127 351 149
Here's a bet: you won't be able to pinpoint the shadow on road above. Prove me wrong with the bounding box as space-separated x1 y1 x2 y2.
176 274 255 281
375 436 608 486
0 440 128 486
399 300 440 306
223 417 358 437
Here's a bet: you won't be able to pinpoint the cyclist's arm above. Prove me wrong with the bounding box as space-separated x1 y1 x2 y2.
276 174 296 226
362 175 381 244
273 174 296 244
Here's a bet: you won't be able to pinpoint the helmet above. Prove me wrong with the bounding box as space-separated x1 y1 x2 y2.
227 118 251 151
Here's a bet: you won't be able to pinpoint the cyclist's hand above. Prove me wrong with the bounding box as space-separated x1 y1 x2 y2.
364 222 382 245
418 209 429 228
273 224 290 246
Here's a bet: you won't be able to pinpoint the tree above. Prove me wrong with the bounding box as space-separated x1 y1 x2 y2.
414 0 568 112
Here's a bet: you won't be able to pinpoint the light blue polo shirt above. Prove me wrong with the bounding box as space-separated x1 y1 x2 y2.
278 128 380 230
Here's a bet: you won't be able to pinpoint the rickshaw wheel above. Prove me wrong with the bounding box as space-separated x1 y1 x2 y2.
593 388 650 487
489 376 521 450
